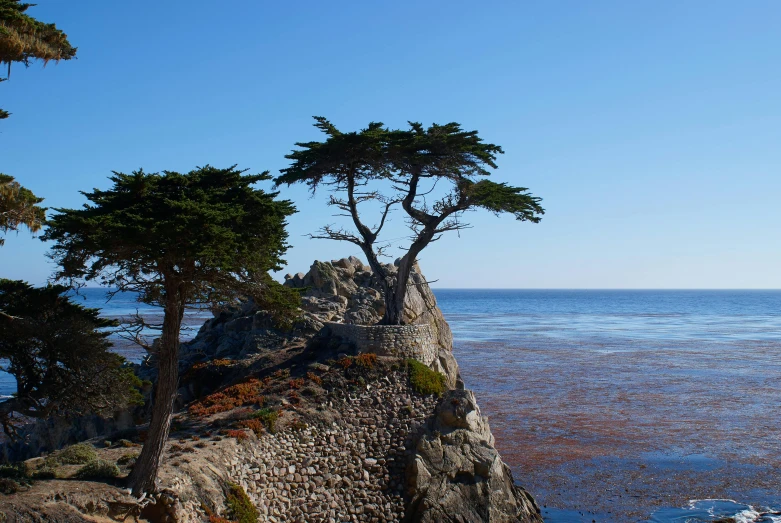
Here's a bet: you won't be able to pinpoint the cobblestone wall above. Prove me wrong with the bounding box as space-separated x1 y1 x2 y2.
326 323 438 366
219 373 439 523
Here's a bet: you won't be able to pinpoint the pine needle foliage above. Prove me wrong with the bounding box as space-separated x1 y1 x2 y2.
42 165 297 496
0 280 144 440
0 0 77 118
0 0 77 65
277 118 544 325
0 173 45 245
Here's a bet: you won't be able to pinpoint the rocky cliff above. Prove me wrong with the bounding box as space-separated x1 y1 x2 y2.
0 257 541 523
180 257 459 389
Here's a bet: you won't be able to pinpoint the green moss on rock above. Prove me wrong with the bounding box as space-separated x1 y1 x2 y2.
407 359 446 397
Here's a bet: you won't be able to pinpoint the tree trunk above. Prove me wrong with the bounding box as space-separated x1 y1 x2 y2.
127 292 184 496
381 226 436 325
381 255 415 325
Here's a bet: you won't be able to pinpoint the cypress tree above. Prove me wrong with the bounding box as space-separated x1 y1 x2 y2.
277 118 544 325
43 165 297 495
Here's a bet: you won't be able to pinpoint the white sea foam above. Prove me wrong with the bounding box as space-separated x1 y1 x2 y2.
684 499 780 523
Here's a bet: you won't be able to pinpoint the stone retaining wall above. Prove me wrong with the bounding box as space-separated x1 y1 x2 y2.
326 323 438 366
199 371 440 523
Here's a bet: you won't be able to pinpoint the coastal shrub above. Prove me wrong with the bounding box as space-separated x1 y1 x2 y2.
75 459 120 479
0 463 26 479
31 466 56 480
289 378 305 390
57 443 98 465
0 478 20 494
118 439 137 448
248 408 278 433
226 482 259 523
355 352 377 368
337 357 353 369
406 359 446 397
306 372 322 385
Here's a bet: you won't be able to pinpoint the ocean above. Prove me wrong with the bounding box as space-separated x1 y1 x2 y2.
435 290 781 522
2 288 780 522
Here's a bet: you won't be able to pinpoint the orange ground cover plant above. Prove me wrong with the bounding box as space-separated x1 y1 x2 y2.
306 372 322 385
225 429 249 442
237 418 265 436
188 379 264 418
355 352 377 368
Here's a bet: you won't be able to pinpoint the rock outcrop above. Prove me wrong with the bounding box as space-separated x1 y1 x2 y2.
181 257 459 388
407 389 541 522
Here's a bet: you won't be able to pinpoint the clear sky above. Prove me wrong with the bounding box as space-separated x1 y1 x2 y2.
1 1 780 288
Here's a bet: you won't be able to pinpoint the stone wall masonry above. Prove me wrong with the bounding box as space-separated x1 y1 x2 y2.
199 372 440 523
326 323 438 366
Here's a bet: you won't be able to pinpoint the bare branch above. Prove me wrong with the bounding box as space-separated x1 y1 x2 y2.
309 225 363 246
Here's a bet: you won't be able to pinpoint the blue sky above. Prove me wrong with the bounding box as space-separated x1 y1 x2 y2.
1 1 779 288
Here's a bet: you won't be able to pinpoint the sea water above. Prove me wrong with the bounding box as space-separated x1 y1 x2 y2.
434 290 781 522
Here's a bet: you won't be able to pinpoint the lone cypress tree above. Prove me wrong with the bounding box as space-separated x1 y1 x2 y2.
43 165 297 495
0 279 143 439
0 0 77 119
277 118 544 325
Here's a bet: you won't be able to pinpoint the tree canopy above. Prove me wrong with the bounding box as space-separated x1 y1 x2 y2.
277 118 544 324
43 164 297 495
0 0 77 119
0 173 45 246
0 279 143 440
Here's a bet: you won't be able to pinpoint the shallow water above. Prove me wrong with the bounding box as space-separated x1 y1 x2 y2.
435 289 781 522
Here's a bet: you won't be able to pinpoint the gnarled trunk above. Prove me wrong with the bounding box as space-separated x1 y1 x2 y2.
380 232 433 325
381 260 412 325
127 292 184 496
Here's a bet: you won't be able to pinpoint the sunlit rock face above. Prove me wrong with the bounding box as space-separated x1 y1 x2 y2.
407 389 543 523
